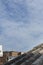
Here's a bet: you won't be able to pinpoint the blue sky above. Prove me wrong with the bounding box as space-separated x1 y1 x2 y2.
0 0 43 52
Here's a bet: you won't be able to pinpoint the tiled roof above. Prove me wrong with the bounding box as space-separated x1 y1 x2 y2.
3 44 43 65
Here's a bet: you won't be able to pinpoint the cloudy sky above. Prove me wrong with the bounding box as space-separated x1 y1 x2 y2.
0 0 43 52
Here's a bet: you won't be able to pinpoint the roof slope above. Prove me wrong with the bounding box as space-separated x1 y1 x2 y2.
3 44 43 65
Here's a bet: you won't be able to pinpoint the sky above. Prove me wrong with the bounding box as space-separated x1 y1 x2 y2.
0 0 43 52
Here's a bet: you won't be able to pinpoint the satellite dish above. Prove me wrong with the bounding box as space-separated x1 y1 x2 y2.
0 45 3 57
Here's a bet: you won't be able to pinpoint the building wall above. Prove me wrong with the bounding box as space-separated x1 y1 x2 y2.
11 52 21 56
0 51 21 65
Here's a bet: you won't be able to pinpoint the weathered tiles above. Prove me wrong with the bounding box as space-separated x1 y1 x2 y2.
21 53 41 65
13 53 34 65
32 55 43 65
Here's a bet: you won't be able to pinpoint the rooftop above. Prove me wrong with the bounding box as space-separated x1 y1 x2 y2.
3 43 43 65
